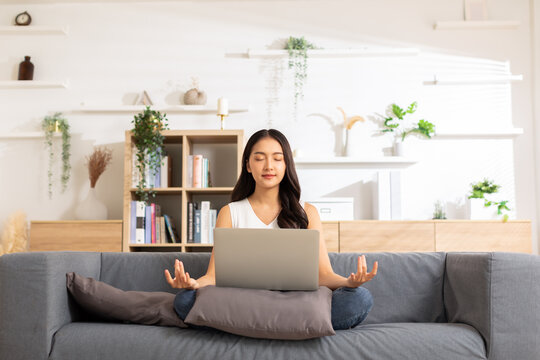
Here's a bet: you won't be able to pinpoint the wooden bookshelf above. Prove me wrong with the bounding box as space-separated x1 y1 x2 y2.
123 129 244 252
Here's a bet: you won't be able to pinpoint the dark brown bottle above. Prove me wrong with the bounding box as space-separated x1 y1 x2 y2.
18 56 34 80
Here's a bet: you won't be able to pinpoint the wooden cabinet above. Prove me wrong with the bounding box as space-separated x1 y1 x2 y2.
30 220 122 252
435 221 532 253
336 220 531 253
340 221 435 253
321 222 339 252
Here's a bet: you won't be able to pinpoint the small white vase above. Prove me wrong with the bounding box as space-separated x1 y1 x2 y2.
467 198 497 220
75 188 108 220
394 141 406 157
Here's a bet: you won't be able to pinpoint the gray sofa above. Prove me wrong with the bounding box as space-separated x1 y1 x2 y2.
0 251 539 360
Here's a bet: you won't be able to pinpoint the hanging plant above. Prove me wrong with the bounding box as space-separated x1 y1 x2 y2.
285 36 318 117
41 112 71 199
131 106 169 204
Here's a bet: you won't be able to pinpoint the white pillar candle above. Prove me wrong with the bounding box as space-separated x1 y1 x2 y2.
217 97 229 115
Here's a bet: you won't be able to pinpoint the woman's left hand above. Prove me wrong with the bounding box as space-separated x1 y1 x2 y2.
346 255 378 288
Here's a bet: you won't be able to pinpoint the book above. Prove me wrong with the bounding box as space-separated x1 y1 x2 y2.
164 214 180 243
194 209 201 243
187 202 195 243
160 155 169 188
160 216 167 244
193 155 203 188
130 201 137 244
202 158 208 188
200 201 211 244
209 209 217 244
150 203 156 244
187 155 193 187
145 205 151 244
135 201 146 244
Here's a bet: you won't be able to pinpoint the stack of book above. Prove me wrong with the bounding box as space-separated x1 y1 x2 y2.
132 149 172 188
187 154 212 188
186 201 218 244
130 201 180 244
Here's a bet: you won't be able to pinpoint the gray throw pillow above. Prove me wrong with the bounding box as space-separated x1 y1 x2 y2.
66 272 186 328
184 285 335 339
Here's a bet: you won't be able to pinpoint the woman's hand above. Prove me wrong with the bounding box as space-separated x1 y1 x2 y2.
164 259 200 290
346 255 378 288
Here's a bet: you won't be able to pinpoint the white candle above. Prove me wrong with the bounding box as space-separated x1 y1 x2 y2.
217 97 229 115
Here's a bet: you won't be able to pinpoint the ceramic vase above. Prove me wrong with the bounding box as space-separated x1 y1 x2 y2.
467 198 497 220
394 141 406 157
75 188 108 220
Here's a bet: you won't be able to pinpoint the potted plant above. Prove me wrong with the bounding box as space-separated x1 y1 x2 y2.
285 36 319 117
75 146 113 220
380 102 435 156
132 106 169 203
467 179 510 221
432 200 447 220
41 112 71 199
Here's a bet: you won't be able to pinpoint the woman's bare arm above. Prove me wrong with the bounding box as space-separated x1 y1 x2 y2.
305 202 350 290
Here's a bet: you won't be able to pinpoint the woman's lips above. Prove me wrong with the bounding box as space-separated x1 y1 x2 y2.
262 175 275 179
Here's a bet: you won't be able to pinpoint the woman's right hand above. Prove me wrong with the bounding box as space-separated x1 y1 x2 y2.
164 259 200 290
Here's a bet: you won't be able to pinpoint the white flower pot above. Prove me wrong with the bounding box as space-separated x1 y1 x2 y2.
75 188 108 220
467 198 498 220
394 141 406 157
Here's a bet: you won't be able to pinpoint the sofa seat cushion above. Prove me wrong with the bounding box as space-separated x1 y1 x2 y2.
49 322 486 360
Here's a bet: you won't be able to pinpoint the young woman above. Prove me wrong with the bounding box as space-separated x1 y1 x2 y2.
165 129 378 330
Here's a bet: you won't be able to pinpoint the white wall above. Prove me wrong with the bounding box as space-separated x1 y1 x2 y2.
0 0 538 253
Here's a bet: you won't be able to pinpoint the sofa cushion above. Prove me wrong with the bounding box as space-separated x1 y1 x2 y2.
66 272 186 328
184 285 335 339
49 322 486 360
329 252 447 324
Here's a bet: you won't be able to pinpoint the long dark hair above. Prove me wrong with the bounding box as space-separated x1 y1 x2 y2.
231 129 308 229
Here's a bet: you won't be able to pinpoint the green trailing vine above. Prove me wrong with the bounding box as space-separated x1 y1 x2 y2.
41 112 71 199
381 101 436 141
131 106 169 204
468 179 510 221
285 36 318 117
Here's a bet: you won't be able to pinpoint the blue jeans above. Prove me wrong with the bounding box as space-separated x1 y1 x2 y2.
174 286 373 331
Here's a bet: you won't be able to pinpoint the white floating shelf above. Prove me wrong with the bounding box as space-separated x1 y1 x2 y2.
434 128 523 139
0 80 69 89
434 21 520 30
76 105 250 114
227 48 420 59
0 25 68 35
294 157 417 168
0 132 62 139
424 74 522 85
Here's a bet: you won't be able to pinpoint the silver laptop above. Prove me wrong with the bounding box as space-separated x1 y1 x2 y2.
214 228 319 291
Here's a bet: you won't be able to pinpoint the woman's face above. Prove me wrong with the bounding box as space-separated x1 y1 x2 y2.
246 137 286 190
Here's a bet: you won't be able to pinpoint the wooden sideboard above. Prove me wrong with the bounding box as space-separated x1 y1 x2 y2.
30 220 123 252
29 220 532 254
323 220 532 253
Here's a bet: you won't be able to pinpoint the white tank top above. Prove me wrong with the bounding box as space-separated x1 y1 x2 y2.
228 198 305 229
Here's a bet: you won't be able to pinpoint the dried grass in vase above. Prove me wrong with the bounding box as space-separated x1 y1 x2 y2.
86 146 113 188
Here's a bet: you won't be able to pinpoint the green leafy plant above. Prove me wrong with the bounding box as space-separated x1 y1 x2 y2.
432 200 447 220
468 179 510 221
381 101 435 141
131 106 169 204
285 36 318 116
41 112 71 199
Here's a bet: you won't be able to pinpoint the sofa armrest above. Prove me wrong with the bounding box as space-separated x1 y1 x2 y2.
0 252 101 360
444 252 540 360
